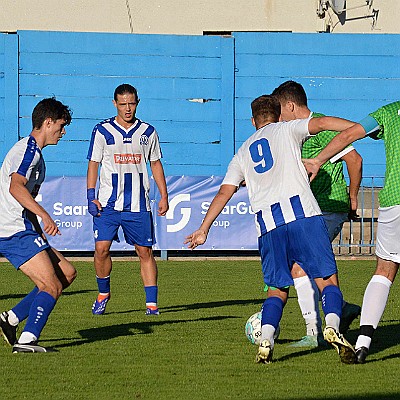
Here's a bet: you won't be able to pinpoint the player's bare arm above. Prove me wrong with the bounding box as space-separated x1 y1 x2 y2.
9 173 60 236
86 160 102 216
341 149 362 220
184 184 237 249
150 159 169 216
303 123 366 181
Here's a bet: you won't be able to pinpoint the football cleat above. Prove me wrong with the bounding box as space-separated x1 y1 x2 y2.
355 346 369 364
145 308 160 316
339 302 361 334
0 311 18 346
256 339 274 364
323 326 356 364
12 341 57 353
92 294 110 315
289 334 327 348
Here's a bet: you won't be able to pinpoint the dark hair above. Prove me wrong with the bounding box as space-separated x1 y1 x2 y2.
114 84 139 101
271 80 308 107
251 95 281 126
32 97 72 129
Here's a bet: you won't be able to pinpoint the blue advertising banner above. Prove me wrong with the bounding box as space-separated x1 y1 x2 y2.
38 176 258 251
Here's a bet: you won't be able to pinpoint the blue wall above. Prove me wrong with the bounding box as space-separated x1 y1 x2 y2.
1 30 399 181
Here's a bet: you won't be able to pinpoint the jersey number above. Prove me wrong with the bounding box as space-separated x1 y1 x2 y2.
249 138 273 173
34 237 46 248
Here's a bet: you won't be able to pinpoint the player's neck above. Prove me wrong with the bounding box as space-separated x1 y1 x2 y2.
295 106 311 119
115 116 137 130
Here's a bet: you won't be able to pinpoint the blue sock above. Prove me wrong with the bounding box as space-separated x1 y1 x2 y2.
96 275 110 293
321 285 343 318
261 296 284 329
12 287 39 322
23 291 56 340
144 286 158 307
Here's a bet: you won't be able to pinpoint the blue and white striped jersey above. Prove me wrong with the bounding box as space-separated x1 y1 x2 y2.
87 117 162 212
0 136 45 237
222 118 321 236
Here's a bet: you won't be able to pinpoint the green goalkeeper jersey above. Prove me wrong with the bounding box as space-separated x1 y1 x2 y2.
301 112 349 213
369 101 400 207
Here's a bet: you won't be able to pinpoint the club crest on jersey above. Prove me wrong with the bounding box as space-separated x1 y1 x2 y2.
114 154 142 164
140 135 149 146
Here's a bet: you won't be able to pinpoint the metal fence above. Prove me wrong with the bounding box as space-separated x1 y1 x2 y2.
333 177 383 256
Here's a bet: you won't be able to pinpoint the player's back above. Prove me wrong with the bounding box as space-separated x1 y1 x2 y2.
234 119 321 234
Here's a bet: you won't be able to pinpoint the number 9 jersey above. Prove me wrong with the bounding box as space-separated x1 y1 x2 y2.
222 117 321 236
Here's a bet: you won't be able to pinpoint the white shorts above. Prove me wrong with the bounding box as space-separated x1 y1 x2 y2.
375 205 400 263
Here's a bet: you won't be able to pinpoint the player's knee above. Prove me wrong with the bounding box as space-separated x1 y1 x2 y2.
39 279 63 299
95 246 111 261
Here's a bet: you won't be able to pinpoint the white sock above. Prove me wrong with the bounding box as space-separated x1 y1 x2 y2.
293 276 321 336
18 331 37 344
359 275 392 328
355 275 392 350
7 310 19 326
261 324 276 347
325 313 340 331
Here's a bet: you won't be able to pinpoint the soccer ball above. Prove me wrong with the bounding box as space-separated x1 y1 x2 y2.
245 311 280 345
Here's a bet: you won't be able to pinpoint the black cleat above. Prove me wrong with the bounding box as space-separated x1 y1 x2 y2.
339 303 361 334
0 311 17 346
12 341 57 353
356 346 369 364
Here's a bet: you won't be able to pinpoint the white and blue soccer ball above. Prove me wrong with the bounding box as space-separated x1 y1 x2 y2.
245 311 280 345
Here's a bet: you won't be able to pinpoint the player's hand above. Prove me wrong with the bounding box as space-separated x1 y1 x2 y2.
41 213 61 236
87 188 101 217
348 209 359 222
184 229 208 250
302 158 321 182
158 197 169 216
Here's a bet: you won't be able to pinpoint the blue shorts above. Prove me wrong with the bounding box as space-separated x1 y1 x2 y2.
322 212 348 242
0 230 50 269
93 207 155 247
258 215 337 288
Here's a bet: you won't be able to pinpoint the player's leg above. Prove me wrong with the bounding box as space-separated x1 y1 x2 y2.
256 227 292 363
0 247 77 345
290 262 322 347
122 210 159 315
256 287 288 364
91 208 120 314
314 274 356 364
354 257 398 363
355 206 400 363
92 240 113 314
135 244 159 315
13 250 63 352
323 212 361 333
291 216 355 363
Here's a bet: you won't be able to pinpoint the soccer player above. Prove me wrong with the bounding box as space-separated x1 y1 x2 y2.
0 97 77 353
87 83 168 316
271 81 362 347
303 100 400 364
185 95 356 364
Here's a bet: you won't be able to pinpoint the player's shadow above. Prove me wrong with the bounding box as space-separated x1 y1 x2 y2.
44 315 238 349
275 321 400 363
107 297 295 316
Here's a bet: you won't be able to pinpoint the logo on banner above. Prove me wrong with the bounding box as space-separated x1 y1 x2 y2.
166 194 191 232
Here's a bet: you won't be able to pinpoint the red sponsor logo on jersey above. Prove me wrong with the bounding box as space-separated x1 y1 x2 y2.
114 153 142 164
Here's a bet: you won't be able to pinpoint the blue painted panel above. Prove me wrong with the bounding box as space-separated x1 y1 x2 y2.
19 74 221 100
18 30 223 57
236 76 400 102
235 53 400 79
19 96 222 123
234 32 400 57
20 52 222 79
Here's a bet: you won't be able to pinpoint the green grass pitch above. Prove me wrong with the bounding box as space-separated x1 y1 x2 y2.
1 258 400 399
